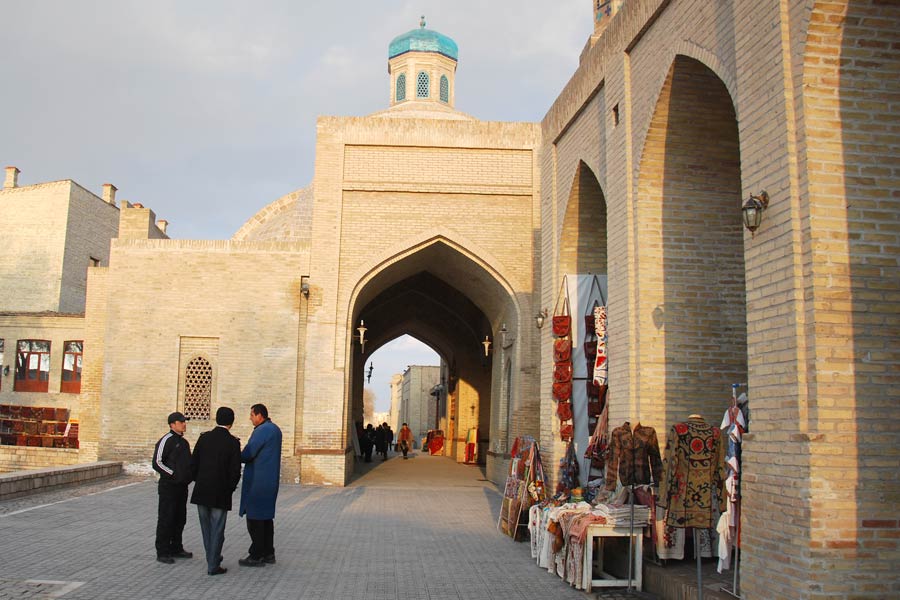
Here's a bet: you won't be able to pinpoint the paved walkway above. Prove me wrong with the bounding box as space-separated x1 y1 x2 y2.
0 452 652 599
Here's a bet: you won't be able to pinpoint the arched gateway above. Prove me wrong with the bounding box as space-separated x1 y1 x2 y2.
294 23 542 485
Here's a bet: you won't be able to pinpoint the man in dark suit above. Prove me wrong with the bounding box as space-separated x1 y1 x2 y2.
190 406 242 576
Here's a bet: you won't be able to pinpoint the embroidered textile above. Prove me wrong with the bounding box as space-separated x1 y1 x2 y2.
658 417 725 528
718 403 747 569
655 515 685 560
605 422 663 491
592 305 608 386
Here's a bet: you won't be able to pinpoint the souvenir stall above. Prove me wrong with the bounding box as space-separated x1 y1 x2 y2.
524 276 651 592
498 436 546 540
523 274 741 595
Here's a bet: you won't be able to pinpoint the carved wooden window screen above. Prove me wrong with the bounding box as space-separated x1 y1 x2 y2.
183 356 212 420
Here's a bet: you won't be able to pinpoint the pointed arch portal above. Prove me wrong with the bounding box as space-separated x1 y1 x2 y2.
347 240 519 472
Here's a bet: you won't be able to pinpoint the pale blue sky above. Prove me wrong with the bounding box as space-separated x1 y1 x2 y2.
1 1 592 239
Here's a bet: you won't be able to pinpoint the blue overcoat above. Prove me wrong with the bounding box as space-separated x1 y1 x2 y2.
239 419 282 520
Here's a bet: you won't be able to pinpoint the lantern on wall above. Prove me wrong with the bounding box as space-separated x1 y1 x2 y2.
357 320 368 353
741 191 769 234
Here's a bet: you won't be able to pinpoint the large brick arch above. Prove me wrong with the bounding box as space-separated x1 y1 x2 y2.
346 228 521 315
343 230 523 472
633 54 746 430
559 161 608 277
633 42 738 178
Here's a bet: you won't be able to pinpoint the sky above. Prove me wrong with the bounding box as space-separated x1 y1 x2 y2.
1 1 595 411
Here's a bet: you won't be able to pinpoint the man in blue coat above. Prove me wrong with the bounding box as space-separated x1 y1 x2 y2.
238 403 282 567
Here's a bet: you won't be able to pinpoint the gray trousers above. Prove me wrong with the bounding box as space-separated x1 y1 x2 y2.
197 505 228 573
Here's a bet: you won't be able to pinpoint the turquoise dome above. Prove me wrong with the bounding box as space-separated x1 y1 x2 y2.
389 22 458 61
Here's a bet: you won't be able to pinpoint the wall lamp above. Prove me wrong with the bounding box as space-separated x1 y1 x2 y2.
300 277 310 297
2 365 8 377
482 335 492 357
357 320 368 353
535 308 549 329
742 190 769 234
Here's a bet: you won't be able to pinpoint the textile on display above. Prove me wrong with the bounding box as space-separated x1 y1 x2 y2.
658 416 725 529
604 422 663 491
717 393 749 572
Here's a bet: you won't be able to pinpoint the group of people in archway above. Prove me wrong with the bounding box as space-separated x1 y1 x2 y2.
356 421 414 462
358 422 393 462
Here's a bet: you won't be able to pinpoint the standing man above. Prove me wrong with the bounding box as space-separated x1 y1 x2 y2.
398 422 413 459
152 412 193 564
190 407 242 576
238 403 282 567
384 423 394 456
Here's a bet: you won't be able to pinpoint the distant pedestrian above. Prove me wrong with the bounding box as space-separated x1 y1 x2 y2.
398 423 413 459
190 407 242 576
374 424 387 461
152 411 193 564
384 423 394 455
239 404 282 567
362 423 375 462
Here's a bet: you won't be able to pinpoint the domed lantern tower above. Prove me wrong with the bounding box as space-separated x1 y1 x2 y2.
388 16 458 108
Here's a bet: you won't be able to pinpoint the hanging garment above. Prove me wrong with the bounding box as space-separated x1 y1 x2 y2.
557 440 580 492
658 416 725 528
719 401 747 568
604 422 663 491
717 511 733 573
592 305 608 386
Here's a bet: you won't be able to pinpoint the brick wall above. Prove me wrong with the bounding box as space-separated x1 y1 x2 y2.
90 240 308 481
539 1 898 597
0 314 86 404
59 183 119 313
0 181 70 312
0 446 80 472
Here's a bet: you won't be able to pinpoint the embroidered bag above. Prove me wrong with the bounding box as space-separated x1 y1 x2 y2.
552 380 572 401
553 338 571 362
552 276 571 338
560 422 573 441
553 363 572 383
556 400 573 421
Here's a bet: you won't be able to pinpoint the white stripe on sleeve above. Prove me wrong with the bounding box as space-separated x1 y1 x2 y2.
154 432 174 475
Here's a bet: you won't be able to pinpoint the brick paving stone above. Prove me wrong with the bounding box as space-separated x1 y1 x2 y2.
0 453 659 599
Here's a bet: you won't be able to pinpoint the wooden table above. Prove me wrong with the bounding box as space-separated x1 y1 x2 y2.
582 523 643 592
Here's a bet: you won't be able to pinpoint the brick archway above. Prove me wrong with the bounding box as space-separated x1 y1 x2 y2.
346 239 524 481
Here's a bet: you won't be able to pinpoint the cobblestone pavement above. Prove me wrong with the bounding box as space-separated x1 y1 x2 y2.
0 453 656 599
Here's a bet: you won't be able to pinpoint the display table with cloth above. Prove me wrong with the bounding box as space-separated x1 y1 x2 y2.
582 523 643 592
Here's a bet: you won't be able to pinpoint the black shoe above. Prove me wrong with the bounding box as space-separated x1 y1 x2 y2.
156 555 174 564
262 554 276 564
239 556 265 567
208 566 227 576
171 550 193 559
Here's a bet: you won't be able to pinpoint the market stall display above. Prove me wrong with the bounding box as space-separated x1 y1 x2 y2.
498 436 545 540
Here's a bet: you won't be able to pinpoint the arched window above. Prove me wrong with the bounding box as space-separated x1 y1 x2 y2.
395 73 406 102
183 356 212 420
416 71 430 98
439 75 449 103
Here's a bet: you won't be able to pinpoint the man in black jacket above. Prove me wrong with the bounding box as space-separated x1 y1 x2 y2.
190 406 242 575
152 412 193 564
